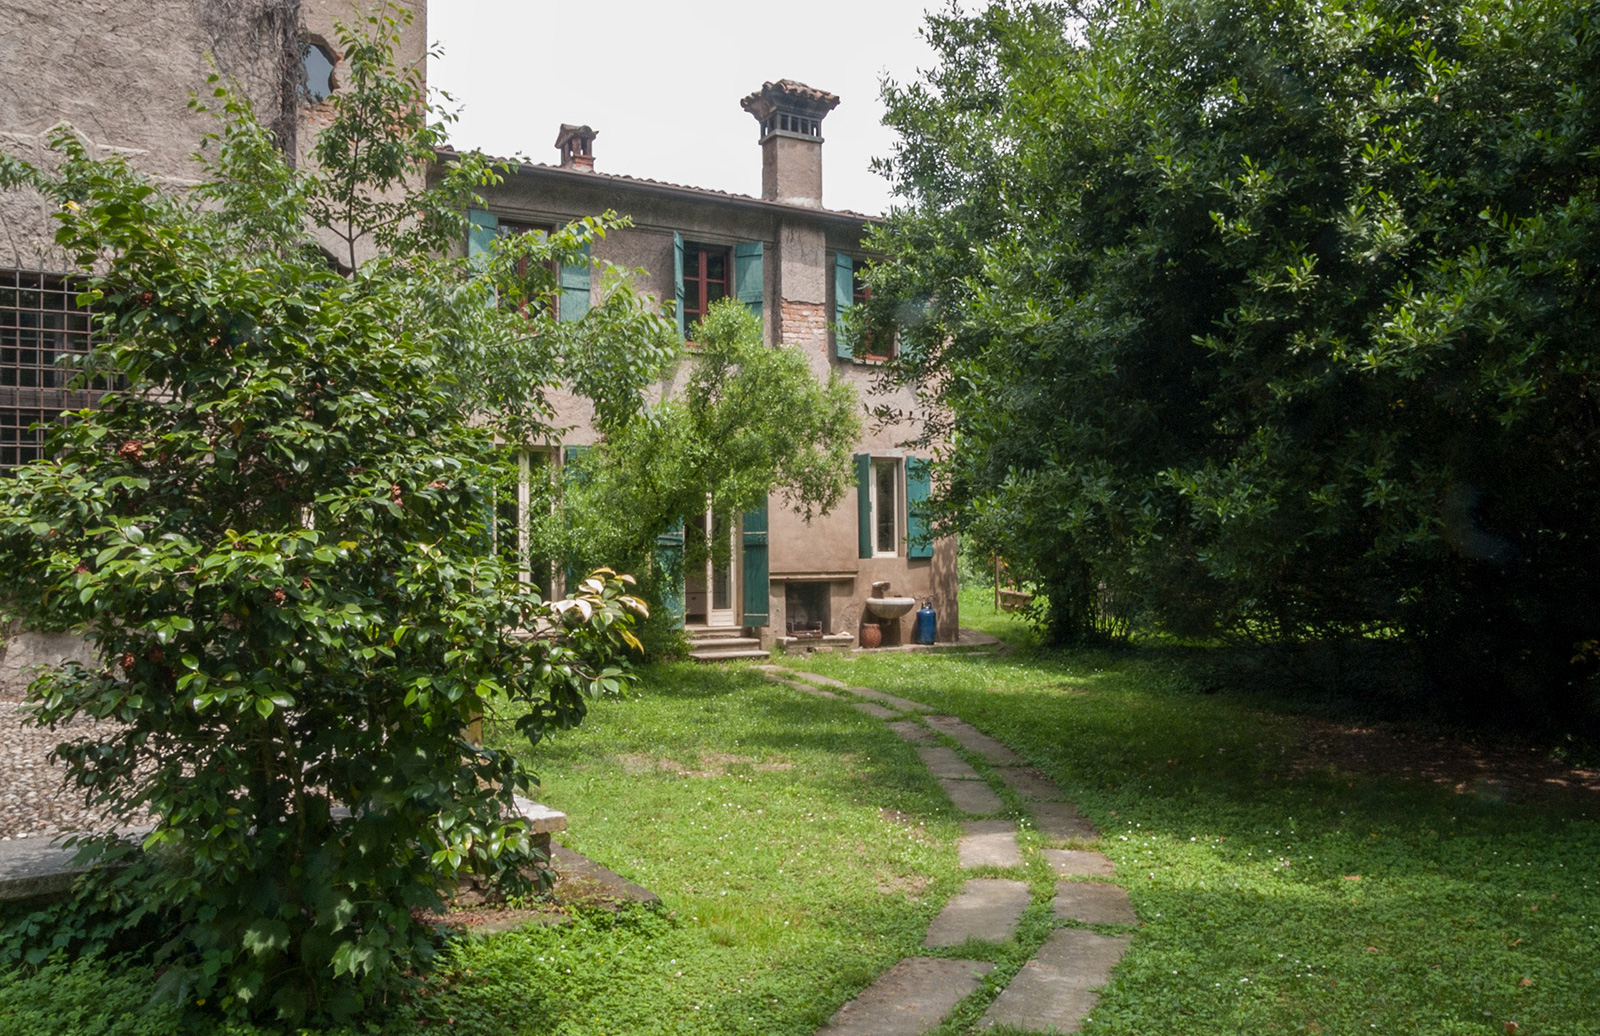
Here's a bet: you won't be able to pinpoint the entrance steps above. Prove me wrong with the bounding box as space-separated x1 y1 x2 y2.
685 624 770 662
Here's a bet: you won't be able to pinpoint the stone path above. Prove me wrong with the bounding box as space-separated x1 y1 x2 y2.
760 667 1139 1035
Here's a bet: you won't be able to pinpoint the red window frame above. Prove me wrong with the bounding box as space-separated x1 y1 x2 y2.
853 260 892 361
682 241 730 335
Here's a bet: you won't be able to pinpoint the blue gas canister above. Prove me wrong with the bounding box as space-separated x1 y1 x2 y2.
913 600 937 645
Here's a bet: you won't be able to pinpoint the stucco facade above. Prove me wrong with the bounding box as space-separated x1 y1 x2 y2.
0 0 426 688
452 81 959 649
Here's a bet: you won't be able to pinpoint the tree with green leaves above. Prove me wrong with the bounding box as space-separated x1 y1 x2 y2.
866 0 1600 725
548 298 860 642
0 9 670 1024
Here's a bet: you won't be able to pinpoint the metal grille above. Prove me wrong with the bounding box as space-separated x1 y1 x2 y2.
0 270 99 467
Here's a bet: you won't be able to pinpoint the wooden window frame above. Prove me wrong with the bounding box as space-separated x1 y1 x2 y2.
681 240 731 336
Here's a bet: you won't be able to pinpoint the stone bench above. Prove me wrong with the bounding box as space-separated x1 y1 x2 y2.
0 799 568 905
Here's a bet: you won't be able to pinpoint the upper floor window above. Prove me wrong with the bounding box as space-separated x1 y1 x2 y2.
680 240 729 333
300 41 336 104
833 253 890 361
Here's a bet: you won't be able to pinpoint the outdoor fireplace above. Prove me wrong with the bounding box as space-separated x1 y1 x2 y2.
784 582 828 638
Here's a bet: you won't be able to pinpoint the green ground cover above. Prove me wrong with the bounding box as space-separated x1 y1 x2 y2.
5 594 1597 1034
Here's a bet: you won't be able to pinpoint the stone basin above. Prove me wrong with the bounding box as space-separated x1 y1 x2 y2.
865 596 917 620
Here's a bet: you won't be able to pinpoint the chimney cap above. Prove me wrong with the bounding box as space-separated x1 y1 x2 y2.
554 123 597 149
740 80 840 124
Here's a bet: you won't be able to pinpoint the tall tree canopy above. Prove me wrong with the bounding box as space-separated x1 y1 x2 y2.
866 0 1600 723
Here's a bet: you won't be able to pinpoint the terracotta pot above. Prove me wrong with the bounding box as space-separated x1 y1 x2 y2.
859 622 883 649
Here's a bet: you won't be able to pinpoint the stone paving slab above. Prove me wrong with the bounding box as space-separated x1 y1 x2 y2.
923 878 1031 947
1042 849 1116 878
854 702 899 719
790 671 850 689
887 720 940 745
1052 881 1137 926
817 956 995 1036
978 928 1133 1032
768 676 842 699
1030 801 1098 842
848 686 932 712
958 819 1022 868
916 746 982 780
940 778 1005 815
997 767 1066 801
924 716 1024 764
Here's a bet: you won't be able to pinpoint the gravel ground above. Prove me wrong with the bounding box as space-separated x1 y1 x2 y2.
0 694 145 842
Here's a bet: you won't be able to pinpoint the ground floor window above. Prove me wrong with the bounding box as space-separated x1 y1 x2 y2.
1 270 99 468
872 458 900 557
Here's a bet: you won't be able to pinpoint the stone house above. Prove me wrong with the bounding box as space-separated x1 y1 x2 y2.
449 80 957 656
0 0 427 688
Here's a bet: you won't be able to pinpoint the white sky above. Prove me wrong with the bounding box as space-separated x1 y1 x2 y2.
427 1 943 217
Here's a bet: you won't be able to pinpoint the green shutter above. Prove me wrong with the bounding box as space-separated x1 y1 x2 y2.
855 453 872 559
559 242 591 322
467 209 498 265
734 241 764 324
673 231 686 338
834 252 855 359
906 457 934 559
741 502 770 627
654 520 685 629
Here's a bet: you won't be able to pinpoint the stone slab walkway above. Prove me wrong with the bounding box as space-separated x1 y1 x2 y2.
765 666 1137 1036
924 716 1024 765
941 779 1005 815
979 929 1132 1032
817 957 995 1036
1043 849 1117 878
923 878 1030 947
917 746 982 780
958 819 1022 868
1052 881 1137 925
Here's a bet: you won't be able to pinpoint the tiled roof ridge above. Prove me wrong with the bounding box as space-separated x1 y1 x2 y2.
434 147 876 221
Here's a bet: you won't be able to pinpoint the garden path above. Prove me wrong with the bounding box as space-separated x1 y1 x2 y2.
760 666 1139 1035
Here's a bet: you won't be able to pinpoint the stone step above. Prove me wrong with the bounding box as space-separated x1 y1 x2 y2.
853 702 899 719
688 647 771 663
765 675 842 699
923 878 1031 948
996 766 1066 801
848 686 931 712
817 957 994 1036
978 928 1132 1033
687 636 761 650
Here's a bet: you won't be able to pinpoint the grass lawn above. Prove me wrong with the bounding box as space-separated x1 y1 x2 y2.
4 588 1597 1034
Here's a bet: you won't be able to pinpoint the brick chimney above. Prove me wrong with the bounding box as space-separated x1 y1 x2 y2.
555 124 597 171
740 80 839 208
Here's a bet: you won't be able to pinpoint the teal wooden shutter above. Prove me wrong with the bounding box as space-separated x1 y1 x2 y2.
906 457 934 559
559 242 591 322
467 209 497 265
654 520 685 629
734 241 763 324
741 503 770 627
673 231 686 338
834 252 855 359
855 453 872 559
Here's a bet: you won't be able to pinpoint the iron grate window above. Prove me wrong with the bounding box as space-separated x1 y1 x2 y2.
0 270 100 468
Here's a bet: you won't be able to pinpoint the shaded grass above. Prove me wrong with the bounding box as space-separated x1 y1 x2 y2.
783 616 1600 1036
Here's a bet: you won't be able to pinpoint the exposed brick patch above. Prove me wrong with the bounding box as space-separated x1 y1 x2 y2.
780 300 829 353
